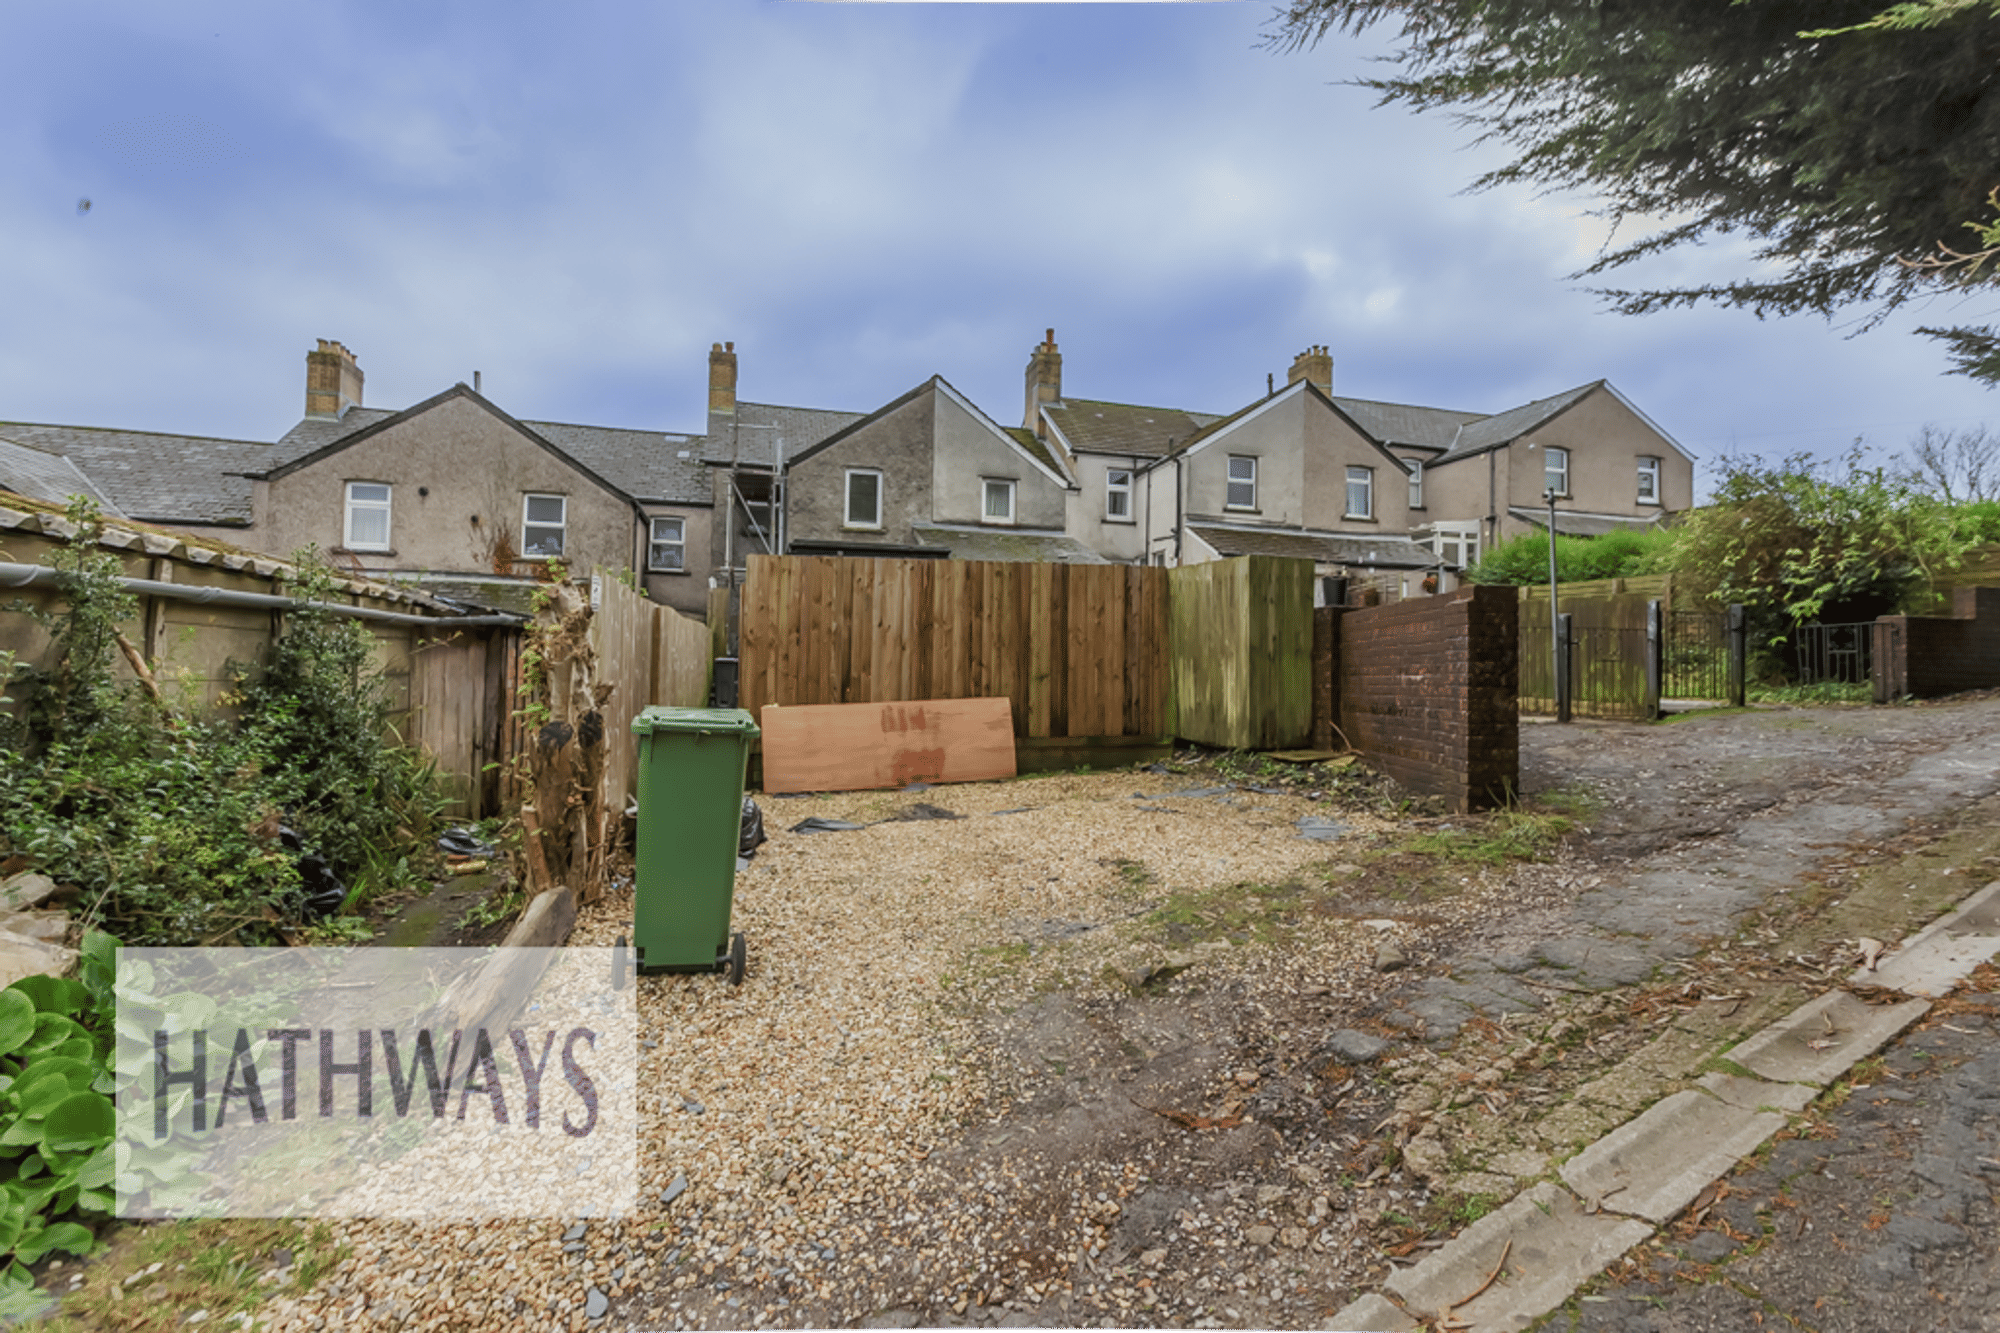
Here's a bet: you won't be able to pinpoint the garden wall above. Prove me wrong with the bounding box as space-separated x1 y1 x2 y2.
1873 586 2000 701
1322 584 1518 811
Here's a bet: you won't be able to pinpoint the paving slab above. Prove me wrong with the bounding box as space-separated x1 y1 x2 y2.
1383 1182 1650 1332
1694 1069 1820 1114
1861 880 2000 997
1726 989 1931 1087
1557 1088 1787 1223
1321 1291 1420 1331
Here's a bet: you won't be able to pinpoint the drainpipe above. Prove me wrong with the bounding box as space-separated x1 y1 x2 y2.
0 563 526 628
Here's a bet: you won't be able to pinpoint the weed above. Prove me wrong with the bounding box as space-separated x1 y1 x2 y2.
1748 680 1871 706
1406 809 1575 865
40 1219 347 1332
457 885 526 932
298 915 376 945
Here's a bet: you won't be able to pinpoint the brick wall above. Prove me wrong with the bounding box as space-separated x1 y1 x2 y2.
1874 586 2000 701
1322 584 1518 811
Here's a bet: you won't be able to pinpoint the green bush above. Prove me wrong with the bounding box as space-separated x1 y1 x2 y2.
1464 526 1673 586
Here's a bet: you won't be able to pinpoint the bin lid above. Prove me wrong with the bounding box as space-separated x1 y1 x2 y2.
631 705 761 738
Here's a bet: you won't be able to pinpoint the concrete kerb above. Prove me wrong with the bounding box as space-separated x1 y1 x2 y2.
1858 878 2000 997
1321 878 2000 1333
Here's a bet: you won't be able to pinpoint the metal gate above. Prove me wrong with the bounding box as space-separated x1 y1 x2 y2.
1664 610 1730 700
1793 622 1874 685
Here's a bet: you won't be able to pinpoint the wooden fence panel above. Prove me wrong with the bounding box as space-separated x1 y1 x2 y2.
590 569 716 812
740 553 1170 746
1169 556 1313 749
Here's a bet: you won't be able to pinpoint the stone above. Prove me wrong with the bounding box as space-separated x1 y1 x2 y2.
0 931 75 990
0 872 58 913
584 1286 609 1319
1321 1292 1420 1331
563 1223 588 1242
0 910 68 943
1487 1149 1549 1179
660 1174 688 1207
1375 942 1410 973
1279 1226 1310 1250
1323 1029 1392 1064
1244 1226 1277 1246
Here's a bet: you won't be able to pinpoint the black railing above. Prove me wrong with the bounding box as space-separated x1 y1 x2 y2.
1794 622 1874 686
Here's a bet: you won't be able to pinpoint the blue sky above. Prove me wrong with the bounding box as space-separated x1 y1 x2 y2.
5 0 1995 489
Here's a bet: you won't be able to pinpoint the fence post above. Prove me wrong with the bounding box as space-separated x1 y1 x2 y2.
1555 612 1573 723
1645 599 1663 720
1726 603 1747 707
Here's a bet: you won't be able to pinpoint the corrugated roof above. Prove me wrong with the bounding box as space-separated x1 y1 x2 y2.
0 422 272 525
1188 524 1435 569
1507 506 1666 537
910 523 1110 564
0 435 126 516
1041 398 1220 459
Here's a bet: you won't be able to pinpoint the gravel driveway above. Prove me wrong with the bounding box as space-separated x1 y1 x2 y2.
224 695 2000 1331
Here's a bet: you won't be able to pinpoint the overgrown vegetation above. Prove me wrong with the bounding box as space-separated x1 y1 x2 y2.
0 500 446 946
1464 527 1674 587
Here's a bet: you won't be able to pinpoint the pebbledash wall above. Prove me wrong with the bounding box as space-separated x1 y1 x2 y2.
1316 584 1519 811
1874 586 2000 702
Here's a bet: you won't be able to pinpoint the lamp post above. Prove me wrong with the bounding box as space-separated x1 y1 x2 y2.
1546 487 1564 721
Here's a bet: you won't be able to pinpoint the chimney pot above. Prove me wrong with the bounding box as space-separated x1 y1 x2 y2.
1024 329 1063 436
709 340 739 417
1286 343 1334 394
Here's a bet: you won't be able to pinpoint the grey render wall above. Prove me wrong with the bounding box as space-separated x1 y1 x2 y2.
1066 452 1147 562
639 502 715 616
255 396 636 581
784 388 936 550
930 390 1068 530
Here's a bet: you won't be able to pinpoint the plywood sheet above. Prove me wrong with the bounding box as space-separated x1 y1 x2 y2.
759 697 1017 794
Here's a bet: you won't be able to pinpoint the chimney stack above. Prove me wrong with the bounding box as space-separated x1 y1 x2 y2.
305 339 364 418
709 341 738 417
1024 328 1061 434
1287 344 1333 394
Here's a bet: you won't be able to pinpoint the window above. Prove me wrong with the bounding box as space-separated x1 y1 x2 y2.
1544 446 1570 497
1105 468 1133 521
343 482 391 551
649 516 686 571
1346 466 1374 519
1430 521 1481 569
1226 456 1258 510
521 493 567 558
1637 455 1661 505
982 478 1016 525
1407 459 1424 510
844 469 882 529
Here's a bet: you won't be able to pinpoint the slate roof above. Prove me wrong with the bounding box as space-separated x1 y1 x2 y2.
1507 506 1667 537
1002 427 1070 482
1332 396 1486 451
0 435 126 516
910 523 1110 564
0 422 271 525
699 402 868 468
1040 398 1220 459
1188 524 1436 569
1439 383 1600 460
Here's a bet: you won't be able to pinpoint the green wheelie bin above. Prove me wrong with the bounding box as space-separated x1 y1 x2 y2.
630 705 761 982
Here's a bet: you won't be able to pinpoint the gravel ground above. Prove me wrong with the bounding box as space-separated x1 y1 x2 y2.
247 767 1522 1332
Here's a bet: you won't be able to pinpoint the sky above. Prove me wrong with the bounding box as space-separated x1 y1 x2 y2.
4 0 1996 493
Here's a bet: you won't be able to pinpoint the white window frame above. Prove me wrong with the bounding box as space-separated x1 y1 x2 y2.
343 481 391 551
1407 459 1424 510
1226 455 1258 511
982 478 1017 526
1105 468 1133 521
1345 465 1374 520
648 515 686 572
1637 455 1661 505
1544 446 1570 498
1431 520 1482 569
521 493 567 559
844 469 883 530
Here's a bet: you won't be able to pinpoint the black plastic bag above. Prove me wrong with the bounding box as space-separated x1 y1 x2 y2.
740 798 768 858
438 826 498 860
277 825 347 920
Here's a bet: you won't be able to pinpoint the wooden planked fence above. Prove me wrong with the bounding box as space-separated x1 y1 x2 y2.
1168 556 1314 749
738 554 1172 759
589 570 716 813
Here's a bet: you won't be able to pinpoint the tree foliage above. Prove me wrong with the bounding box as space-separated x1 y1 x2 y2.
1652 450 1977 624
1265 0 2000 378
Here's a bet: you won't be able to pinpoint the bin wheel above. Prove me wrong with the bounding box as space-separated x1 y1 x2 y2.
725 932 747 986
